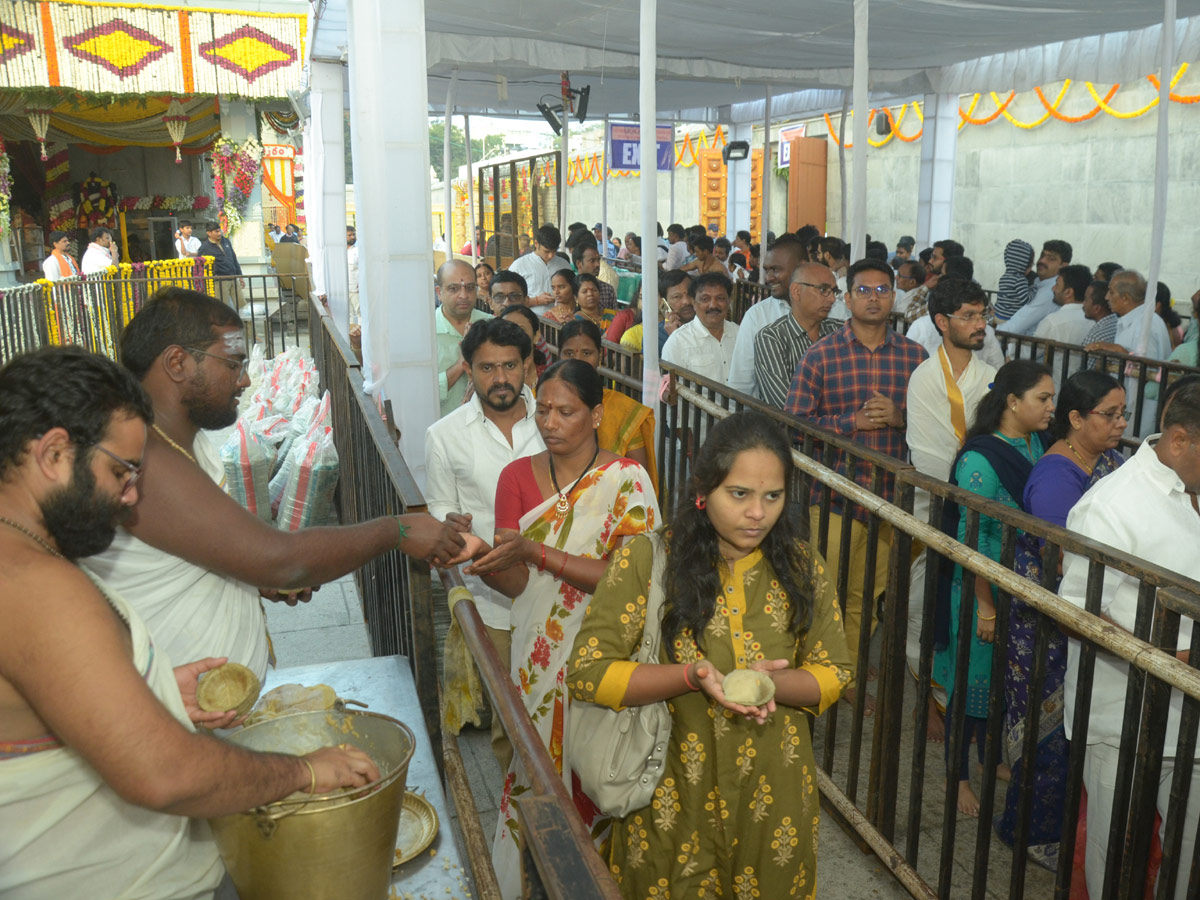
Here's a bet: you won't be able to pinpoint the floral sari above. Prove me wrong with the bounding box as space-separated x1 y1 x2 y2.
492 458 659 900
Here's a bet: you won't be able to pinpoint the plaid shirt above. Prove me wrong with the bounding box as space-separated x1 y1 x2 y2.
785 322 928 519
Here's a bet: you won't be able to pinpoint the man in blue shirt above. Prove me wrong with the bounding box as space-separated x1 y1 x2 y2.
1001 239 1073 336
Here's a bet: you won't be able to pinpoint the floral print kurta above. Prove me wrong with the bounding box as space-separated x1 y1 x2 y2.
568 534 853 899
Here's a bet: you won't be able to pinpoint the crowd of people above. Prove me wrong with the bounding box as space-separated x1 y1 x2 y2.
4 207 1199 900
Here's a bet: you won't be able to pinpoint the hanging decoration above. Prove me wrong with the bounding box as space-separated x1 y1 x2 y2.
27 107 52 160
44 144 75 231
210 135 263 235
563 126 729 187
0 136 10 242
117 195 211 212
76 174 118 228
162 98 189 163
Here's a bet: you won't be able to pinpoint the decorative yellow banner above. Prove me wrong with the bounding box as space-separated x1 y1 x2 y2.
0 0 306 99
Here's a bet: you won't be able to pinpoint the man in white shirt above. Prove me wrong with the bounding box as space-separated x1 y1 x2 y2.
80 227 115 275
816 236 851 317
905 276 997 738
662 272 739 384
346 225 360 325
425 317 545 773
1061 384 1200 900
1034 264 1093 346
1085 268 1173 437
508 223 571 305
41 231 79 282
174 221 200 259
725 235 806 397
905 302 1006 370
662 223 689 271
1001 239 1072 336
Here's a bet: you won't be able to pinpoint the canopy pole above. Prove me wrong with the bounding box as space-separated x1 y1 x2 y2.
761 84 771 245
442 69 458 255
560 72 570 238
850 0 868 261
670 112 678 226
602 115 610 258
838 90 849 240
640 0 660 411
464 112 477 265
1139 0 1175 356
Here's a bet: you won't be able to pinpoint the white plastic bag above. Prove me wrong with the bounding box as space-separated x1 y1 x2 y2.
275 426 339 531
220 420 274 521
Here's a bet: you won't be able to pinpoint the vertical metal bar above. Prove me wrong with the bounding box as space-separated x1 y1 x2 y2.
1157 638 1200 899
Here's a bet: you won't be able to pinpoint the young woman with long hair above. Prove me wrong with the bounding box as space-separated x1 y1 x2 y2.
567 410 852 899
933 359 1055 818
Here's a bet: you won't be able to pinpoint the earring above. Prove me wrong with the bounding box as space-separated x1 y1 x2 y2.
695 497 706 510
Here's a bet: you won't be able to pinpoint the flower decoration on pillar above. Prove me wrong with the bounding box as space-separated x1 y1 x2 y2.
163 98 190 164
210 135 263 236
0 136 11 242
26 107 52 160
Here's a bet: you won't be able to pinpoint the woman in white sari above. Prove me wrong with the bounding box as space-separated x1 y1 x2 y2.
462 358 659 899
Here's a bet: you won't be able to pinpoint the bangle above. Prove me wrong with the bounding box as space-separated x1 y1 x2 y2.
682 662 699 691
977 612 996 621
555 549 569 580
538 543 546 573
394 517 408 551
300 757 316 794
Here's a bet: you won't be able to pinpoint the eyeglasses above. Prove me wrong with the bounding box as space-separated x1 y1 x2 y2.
439 282 476 294
491 291 527 304
94 445 143 496
850 284 895 298
946 310 991 325
796 281 842 299
183 346 250 378
1088 407 1129 421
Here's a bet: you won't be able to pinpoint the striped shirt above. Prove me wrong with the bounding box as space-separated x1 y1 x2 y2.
1083 313 1119 347
754 314 843 409
786 322 928 520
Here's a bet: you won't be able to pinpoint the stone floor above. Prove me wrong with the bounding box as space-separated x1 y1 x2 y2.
270 573 1058 899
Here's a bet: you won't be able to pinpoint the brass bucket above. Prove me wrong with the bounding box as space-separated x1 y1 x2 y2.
209 709 414 900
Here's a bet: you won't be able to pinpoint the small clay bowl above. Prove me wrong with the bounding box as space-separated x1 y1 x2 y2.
197 662 261 718
722 669 776 706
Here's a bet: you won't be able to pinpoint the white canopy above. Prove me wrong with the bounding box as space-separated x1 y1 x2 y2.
310 1 1200 120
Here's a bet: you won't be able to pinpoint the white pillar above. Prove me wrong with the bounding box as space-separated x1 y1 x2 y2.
849 0 869 261
465 113 477 265
669 114 678 226
639 0 660 409
305 60 349 336
560 92 570 237
1138 0 1175 355
347 0 437 485
915 93 958 249
837 90 849 238
601 115 609 258
761 85 771 245
442 70 458 253
727 121 752 236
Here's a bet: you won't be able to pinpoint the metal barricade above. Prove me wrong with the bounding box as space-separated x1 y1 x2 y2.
659 359 1200 900
730 278 768 325
997 329 1200 443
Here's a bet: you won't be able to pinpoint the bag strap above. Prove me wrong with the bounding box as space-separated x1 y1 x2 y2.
635 532 669 665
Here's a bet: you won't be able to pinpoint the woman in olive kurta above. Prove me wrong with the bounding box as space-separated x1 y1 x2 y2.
567 411 853 899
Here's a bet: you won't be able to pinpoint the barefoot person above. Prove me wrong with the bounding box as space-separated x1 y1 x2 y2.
0 347 378 899
82 288 465 685
932 360 1055 817
567 411 852 899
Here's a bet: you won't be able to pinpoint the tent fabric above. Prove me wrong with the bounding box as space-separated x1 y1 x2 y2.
311 1 1200 120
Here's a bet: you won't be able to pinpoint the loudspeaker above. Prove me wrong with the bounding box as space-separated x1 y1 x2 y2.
875 111 891 136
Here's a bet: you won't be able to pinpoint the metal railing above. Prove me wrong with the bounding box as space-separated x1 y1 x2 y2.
659 360 1200 900
310 298 620 900
997 329 1200 443
0 267 310 365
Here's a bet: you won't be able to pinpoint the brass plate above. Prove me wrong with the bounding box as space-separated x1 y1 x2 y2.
393 791 439 867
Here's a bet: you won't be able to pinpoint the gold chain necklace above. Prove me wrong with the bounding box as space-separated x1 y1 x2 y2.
0 516 64 558
1064 439 1093 474
152 424 197 463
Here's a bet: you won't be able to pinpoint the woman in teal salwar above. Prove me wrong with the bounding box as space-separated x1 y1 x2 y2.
932 360 1055 818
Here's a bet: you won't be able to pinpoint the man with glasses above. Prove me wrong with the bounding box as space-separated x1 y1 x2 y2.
786 258 928 710
436 259 493 416
904 277 998 740
82 288 466 686
753 262 844 409
0 346 379 898
726 235 808 398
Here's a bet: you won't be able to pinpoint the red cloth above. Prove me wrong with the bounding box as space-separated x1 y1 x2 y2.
494 456 544 531
605 308 637 343
1069 790 1163 899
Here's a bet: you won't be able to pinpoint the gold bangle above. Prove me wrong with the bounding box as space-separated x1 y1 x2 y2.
301 757 316 794
977 613 997 621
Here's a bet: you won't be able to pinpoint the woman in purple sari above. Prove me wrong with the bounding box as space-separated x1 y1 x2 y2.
996 371 1127 869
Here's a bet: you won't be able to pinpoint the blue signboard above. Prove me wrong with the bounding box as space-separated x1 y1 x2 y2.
608 123 674 171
